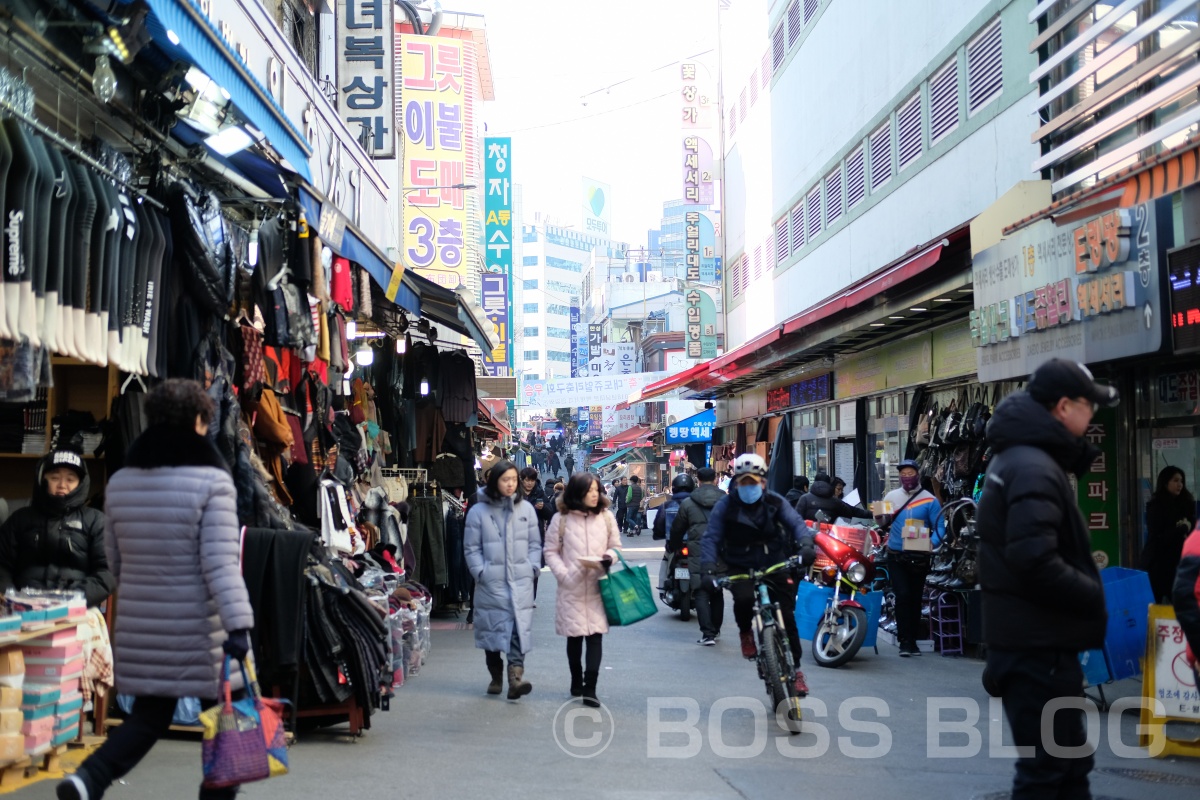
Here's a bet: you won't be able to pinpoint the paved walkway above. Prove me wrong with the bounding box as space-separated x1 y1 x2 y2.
13 540 1200 798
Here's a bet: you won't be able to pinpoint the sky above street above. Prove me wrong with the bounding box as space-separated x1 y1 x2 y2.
440 1 720 245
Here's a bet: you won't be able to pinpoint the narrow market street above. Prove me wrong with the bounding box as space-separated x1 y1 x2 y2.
9 540 1200 799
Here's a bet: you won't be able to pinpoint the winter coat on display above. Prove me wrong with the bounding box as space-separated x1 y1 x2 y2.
977 391 1107 652
543 503 622 637
0 460 115 607
464 488 542 654
104 425 255 699
1173 525 1200 669
1141 493 1197 602
166 182 230 319
794 478 872 522
669 483 726 566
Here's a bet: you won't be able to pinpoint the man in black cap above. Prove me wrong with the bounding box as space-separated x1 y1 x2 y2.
0 440 115 607
978 358 1115 800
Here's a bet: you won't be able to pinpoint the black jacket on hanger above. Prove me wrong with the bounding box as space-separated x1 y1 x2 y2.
2 119 34 339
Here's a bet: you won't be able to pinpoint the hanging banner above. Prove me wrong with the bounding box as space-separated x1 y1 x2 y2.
681 61 716 203
521 372 670 408
480 272 509 376
587 323 603 370
400 35 467 289
570 303 582 376
665 408 716 444
484 136 514 374
1076 407 1119 568
592 342 635 376
685 278 718 359
681 58 719 359
336 0 395 158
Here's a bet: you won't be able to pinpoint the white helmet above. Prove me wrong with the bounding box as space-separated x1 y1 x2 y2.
732 453 768 478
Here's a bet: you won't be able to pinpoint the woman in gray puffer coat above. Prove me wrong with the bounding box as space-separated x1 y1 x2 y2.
465 459 542 700
60 380 254 800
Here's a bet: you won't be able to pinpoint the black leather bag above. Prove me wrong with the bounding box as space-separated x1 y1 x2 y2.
167 182 232 317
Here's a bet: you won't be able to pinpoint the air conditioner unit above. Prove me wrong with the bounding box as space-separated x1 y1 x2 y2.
666 415 678 425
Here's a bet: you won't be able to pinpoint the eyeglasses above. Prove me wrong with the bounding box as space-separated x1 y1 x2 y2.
1071 397 1099 414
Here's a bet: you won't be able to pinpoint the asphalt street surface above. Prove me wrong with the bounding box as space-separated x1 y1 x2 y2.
14 529 1200 799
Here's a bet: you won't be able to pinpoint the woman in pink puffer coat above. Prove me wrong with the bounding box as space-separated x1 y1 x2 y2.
543 472 622 708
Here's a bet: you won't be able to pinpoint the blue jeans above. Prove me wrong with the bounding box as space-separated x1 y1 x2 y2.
625 508 642 532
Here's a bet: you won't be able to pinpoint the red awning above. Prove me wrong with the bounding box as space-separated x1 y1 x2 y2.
477 399 511 438
630 362 712 405
601 424 655 449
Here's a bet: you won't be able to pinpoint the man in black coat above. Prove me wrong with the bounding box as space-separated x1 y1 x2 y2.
670 468 726 645
795 474 872 523
783 475 809 508
0 443 116 607
978 360 1115 800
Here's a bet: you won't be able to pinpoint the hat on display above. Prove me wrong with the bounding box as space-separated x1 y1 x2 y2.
1027 359 1119 408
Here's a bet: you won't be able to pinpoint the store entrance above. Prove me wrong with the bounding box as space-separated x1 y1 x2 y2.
1145 426 1200 513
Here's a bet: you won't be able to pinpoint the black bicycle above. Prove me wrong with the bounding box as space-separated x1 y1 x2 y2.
718 557 803 733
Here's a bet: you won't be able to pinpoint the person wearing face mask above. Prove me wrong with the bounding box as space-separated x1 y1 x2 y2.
878 460 946 656
700 453 816 697
0 439 115 607
977 359 1117 800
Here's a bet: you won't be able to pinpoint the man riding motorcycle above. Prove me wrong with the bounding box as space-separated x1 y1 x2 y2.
653 473 695 541
670 467 726 646
701 453 816 696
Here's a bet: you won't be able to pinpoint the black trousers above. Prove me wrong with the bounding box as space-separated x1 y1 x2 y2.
987 649 1093 800
80 696 238 799
889 552 931 646
730 573 802 663
566 633 603 674
693 581 725 639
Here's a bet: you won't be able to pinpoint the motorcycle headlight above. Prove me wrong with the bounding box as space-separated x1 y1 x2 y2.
846 561 867 584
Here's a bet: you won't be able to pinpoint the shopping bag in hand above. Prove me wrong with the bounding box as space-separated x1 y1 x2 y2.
244 653 289 778
200 656 281 788
598 550 658 626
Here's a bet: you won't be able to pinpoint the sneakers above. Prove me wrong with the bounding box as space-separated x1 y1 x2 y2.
698 636 716 646
793 669 809 698
739 630 757 659
57 774 91 800
899 641 920 657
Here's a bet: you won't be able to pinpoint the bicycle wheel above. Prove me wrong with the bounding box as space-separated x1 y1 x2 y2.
759 627 802 732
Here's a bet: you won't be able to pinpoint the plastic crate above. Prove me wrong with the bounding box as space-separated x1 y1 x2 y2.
1079 649 1110 687
1100 567 1154 682
796 581 883 650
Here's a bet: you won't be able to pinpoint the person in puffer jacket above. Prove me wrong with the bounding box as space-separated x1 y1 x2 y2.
60 379 254 800
0 441 115 607
794 473 872 522
1174 524 1200 684
543 472 622 709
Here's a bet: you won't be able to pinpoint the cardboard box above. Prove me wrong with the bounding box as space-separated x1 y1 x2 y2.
21 642 83 662
0 616 20 635
24 660 83 681
53 710 79 733
22 629 80 648
0 734 22 763
20 685 59 707
20 703 54 721
19 716 51 737
0 687 20 710
55 694 82 716
52 727 75 747
23 730 51 755
0 650 24 677
0 709 20 735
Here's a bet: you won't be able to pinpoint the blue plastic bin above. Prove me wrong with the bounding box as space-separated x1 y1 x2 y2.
1079 649 1110 687
1099 567 1153 682
795 581 883 650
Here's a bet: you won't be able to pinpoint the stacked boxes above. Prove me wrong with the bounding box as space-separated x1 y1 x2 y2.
20 628 83 753
0 649 24 764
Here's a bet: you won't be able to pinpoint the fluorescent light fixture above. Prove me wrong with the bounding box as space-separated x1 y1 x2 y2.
396 338 407 354
355 348 374 367
346 320 357 340
184 66 210 92
247 222 259 267
933 297 953 302
909 307 928 312
889 315 906 320
166 29 181 46
205 126 253 156
420 379 430 396
342 379 351 394
869 323 887 327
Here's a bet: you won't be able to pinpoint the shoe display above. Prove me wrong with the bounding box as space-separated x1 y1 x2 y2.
793 669 809 698
739 630 757 659
698 637 716 646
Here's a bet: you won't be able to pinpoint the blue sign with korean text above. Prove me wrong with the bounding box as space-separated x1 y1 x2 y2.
665 408 716 444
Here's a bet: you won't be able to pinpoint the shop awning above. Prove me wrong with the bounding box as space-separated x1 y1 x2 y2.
601 424 656 450
590 446 638 471
628 362 712 405
664 409 716 444
138 0 311 180
402 271 501 353
477 399 511 439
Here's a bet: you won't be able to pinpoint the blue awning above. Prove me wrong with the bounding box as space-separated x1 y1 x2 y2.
138 0 311 181
590 446 638 471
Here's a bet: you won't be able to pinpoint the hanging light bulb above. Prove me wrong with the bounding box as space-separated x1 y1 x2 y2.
419 378 430 396
92 55 117 104
247 220 259 267
355 347 374 367
342 379 351 394
346 320 357 340
396 337 406 354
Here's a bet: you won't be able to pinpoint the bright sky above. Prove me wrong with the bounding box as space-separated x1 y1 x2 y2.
441 1 719 245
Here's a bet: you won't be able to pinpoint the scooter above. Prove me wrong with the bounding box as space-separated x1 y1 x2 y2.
807 521 879 668
657 543 693 621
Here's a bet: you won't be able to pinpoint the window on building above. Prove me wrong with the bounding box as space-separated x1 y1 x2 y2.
523 279 539 290
752 245 763 281
523 256 539 266
740 88 748 122
772 23 786 71
804 0 818 24
787 1 802 47
929 57 960 145
776 216 789 263
546 327 571 339
806 185 822 241
523 327 539 337
869 120 893 192
967 17 1003 115
761 50 770 87
545 257 583 273
825 166 844 227
523 303 539 314
547 351 571 363
524 351 540 361
846 145 866 209
790 201 805 251
546 303 571 316
897 92 923 171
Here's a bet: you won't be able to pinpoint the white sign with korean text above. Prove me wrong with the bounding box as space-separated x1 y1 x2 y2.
336 0 395 158
1151 612 1200 720
521 372 670 408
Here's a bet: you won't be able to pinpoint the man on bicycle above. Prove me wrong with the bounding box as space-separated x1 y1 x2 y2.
701 453 816 696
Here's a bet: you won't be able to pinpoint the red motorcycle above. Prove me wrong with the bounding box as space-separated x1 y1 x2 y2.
807 523 879 668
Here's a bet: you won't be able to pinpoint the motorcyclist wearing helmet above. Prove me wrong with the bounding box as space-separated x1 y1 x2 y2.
653 473 696 543
700 453 816 697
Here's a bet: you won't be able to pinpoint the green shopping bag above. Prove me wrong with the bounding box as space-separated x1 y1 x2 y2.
598 550 658 626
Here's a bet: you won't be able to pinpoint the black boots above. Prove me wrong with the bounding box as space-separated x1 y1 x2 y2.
486 652 503 695
582 669 600 708
569 662 583 697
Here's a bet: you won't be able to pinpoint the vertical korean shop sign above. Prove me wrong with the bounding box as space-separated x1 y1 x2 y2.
336 0 394 158
401 36 466 288
480 272 509 376
484 137 514 375
1076 407 1119 568
569 303 581 376
681 60 717 359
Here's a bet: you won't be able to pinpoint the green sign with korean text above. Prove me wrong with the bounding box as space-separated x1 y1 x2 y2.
1076 406 1119 568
